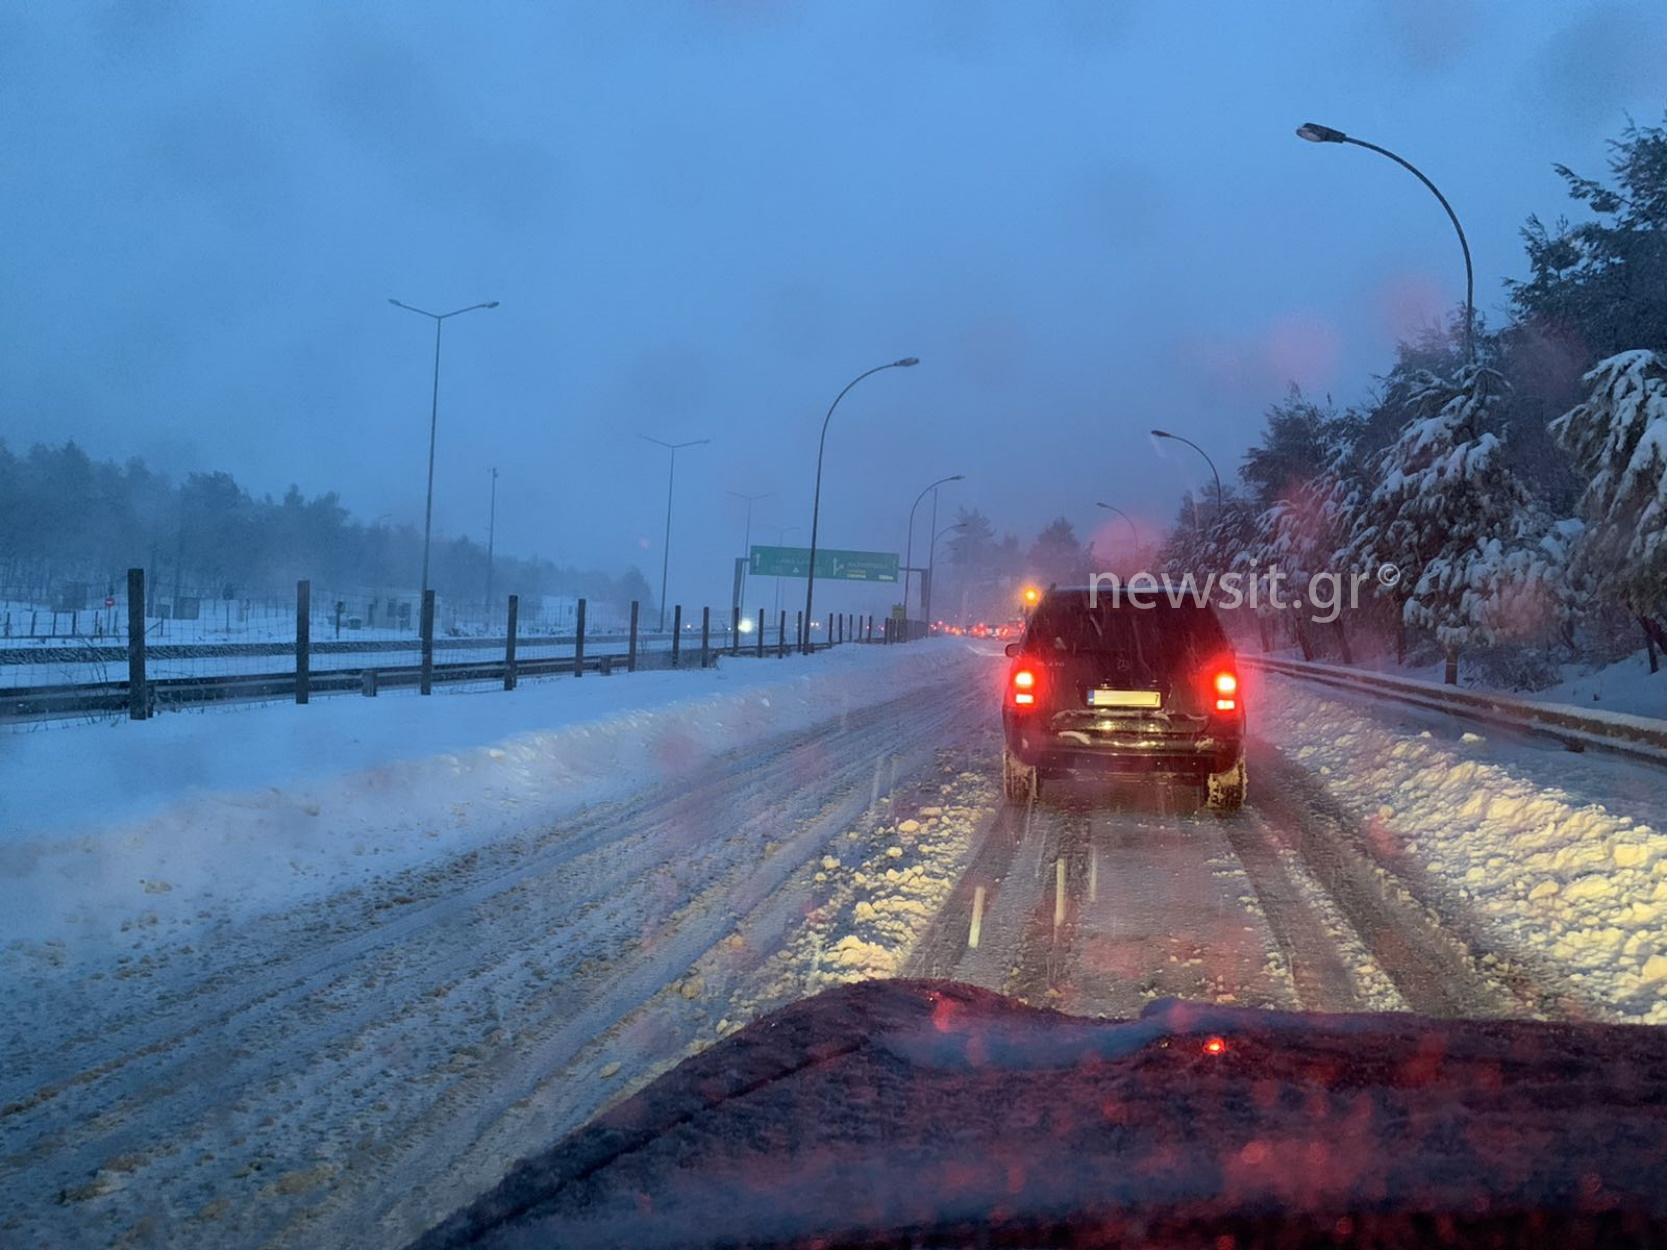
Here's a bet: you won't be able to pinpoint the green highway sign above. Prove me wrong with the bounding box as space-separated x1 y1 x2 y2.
749 545 899 583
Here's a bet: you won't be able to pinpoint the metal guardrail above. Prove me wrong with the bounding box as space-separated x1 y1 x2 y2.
1244 654 1667 767
3 570 896 726
3 640 849 723
0 631 678 667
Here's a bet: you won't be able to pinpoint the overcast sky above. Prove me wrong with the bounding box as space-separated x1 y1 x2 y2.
3 1 1664 615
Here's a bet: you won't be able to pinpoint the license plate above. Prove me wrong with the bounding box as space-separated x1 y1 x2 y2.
1087 688 1160 709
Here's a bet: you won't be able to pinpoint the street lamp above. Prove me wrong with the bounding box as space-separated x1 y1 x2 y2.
388 298 500 595
904 474 964 620
924 521 966 628
1150 429 1223 529
803 357 920 652
1295 122 1475 363
728 490 773 618
641 435 710 630
1095 502 1139 546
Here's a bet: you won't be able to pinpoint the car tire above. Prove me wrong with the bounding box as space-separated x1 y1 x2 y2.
1002 748 1039 803
1206 757 1247 812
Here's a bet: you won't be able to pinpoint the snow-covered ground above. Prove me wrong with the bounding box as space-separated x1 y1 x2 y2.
1537 647 1667 719
6 638 1667 1247
1256 673 1667 1022
1298 643 1667 721
1 638 1000 1247
0 641 971 949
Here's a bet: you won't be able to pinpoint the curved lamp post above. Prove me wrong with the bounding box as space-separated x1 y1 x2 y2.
803 357 920 651
388 298 500 594
1095 501 1139 546
641 435 710 630
1296 122 1475 363
1151 429 1223 533
905 474 964 619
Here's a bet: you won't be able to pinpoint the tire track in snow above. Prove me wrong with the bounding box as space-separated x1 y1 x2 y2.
267 686 984 1249
1248 739 1603 1021
1 677 983 1249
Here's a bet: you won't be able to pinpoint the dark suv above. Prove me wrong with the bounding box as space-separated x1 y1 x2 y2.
1000 586 1245 809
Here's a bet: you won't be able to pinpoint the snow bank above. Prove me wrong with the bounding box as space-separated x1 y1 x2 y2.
1538 648 1667 721
0 641 981 949
1259 676 1667 1023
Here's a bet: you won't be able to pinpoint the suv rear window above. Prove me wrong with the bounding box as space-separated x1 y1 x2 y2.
1025 591 1228 664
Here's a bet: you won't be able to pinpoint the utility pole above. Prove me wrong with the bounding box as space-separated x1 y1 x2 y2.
641 435 710 631
728 490 773 620
484 467 498 623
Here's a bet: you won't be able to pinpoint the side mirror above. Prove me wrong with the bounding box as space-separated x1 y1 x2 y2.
1004 642 1021 658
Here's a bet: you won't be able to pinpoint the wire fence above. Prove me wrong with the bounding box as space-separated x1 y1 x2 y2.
1 570 890 730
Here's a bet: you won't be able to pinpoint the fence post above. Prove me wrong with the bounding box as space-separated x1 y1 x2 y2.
574 598 587 677
757 608 765 658
826 612 833 649
296 579 311 705
701 606 711 668
731 606 740 656
628 600 639 672
671 605 682 668
126 567 147 720
778 610 787 658
795 611 803 654
420 589 435 694
505 594 519 691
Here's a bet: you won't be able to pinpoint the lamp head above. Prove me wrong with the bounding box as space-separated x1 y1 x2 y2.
1296 122 1348 144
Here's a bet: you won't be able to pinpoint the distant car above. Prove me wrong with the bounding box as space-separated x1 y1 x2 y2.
1000 586 1245 809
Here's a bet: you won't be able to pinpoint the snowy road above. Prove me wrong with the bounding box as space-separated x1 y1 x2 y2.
2 657 994 1248
909 738 1595 1024
4 644 1666 1248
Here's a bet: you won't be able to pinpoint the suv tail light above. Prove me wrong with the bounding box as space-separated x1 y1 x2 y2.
1210 665 1238 713
1009 664 1040 709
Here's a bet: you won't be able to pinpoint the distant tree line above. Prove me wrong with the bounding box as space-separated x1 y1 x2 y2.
0 445 656 616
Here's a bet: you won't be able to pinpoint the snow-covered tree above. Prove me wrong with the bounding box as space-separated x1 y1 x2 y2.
1348 366 1565 679
1026 518 1093 588
1510 117 1667 361
1550 349 1667 654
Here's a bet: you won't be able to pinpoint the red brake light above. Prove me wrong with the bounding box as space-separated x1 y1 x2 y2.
1202 1036 1227 1056
1010 666 1039 708
1211 666 1238 712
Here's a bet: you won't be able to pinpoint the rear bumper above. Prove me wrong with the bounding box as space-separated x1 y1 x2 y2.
1003 714 1243 779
